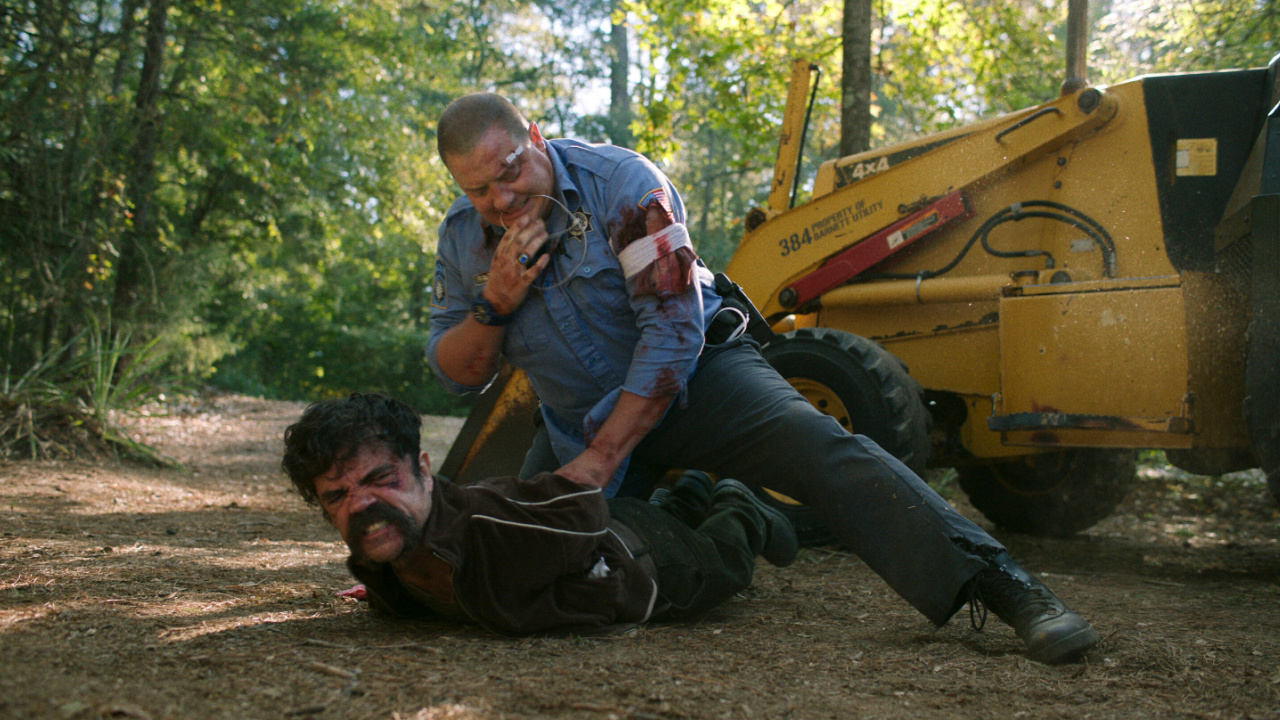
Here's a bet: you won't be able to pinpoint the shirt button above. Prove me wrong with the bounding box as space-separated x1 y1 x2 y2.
582 266 592 274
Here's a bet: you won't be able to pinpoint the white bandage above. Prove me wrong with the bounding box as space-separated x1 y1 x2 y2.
616 223 692 280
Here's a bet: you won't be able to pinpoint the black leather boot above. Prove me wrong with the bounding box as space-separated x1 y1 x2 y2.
712 479 799 567
649 470 716 527
968 551 1099 664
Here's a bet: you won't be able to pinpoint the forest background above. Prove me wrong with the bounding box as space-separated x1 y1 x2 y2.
2 0 1277 454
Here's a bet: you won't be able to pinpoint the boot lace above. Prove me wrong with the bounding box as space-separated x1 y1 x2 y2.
968 580 989 631
967 567 1058 632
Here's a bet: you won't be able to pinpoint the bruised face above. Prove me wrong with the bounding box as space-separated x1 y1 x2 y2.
313 443 434 566
444 123 556 230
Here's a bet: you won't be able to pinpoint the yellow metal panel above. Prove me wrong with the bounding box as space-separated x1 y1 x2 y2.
819 301 1000 396
998 284 1189 422
735 80 1173 325
886 81 1170 285
1040 81 1172 279
812 113 1015 199
727 87 1119 319
880 326 1001 397
819 297 997 340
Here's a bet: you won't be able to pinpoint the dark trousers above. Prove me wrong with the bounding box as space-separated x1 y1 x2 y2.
525 337 1003 626
608 483 764 620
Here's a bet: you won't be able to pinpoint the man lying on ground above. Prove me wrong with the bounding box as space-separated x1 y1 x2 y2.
280 392 797 635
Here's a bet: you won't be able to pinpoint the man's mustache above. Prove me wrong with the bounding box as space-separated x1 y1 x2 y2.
346 502 421 564
349 501 414 537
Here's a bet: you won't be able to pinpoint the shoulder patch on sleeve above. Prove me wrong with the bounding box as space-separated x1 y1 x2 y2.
637 188 671 215
430 258 448 309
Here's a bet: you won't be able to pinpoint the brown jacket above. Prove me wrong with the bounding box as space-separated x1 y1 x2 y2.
348 473 660 635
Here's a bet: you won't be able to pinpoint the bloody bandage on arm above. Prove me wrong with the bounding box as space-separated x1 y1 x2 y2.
615 223 696 296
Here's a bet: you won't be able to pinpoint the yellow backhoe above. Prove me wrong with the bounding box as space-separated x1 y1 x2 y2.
441 14 1280 540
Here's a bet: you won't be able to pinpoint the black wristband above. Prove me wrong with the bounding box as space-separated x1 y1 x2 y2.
470 297 514 326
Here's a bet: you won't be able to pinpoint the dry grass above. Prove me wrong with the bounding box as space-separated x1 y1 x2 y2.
1 395 1278 719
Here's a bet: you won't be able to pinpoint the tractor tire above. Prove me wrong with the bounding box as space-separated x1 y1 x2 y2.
956 449 1137 537
1165 448 1257 477
757 328 932 547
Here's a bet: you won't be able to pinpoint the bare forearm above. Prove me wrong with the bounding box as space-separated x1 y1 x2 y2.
557 390 674 488
592 390 672 462
433 318 506 387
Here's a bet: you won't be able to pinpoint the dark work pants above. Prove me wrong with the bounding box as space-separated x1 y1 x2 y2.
608 481 765 620
525 337 1002 626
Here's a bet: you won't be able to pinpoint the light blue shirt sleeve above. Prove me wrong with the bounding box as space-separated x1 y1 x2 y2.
603 155 706 402
424 198 499 396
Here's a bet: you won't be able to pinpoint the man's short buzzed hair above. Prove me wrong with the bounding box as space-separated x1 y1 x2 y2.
436 93 530 162
281 392 423 505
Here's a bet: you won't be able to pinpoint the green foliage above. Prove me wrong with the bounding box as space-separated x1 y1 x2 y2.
1093 0 1279 79
0 311 172 462
82 312 170 425
1 0 477 411
876 0 1062 139
1 335 80 461
2 0 1272 421
615 0 847 268
208 220 473 415
213 318 471 416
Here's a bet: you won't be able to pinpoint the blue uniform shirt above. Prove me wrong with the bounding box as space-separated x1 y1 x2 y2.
426 138 723 495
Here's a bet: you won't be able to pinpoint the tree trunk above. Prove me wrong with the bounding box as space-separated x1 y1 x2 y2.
840 0 873 157
110 0 142 98
608 0 633 149
112 0 169 319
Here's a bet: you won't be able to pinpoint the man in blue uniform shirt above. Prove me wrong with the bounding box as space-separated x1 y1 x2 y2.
424 92 1100 664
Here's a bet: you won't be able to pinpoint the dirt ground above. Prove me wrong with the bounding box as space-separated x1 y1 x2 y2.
2 394 1278 720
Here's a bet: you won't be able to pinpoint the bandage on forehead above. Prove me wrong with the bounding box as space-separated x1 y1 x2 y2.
616 223 693 280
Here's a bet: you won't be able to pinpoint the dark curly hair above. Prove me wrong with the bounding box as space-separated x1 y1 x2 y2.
281 392 422 505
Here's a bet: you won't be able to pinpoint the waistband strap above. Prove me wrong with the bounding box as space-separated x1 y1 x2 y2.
605 518 668 620
704 305 748 346
607 519 657 577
